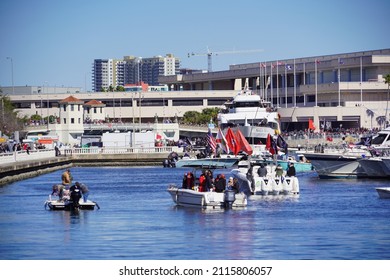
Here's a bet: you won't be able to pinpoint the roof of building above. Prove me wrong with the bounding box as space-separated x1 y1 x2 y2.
84 100 106 107
59 95 84 104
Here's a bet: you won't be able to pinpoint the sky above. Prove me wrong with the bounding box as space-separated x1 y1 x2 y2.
0 0 389 91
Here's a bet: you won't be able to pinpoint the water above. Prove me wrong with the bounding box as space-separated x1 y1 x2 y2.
0 166 389 260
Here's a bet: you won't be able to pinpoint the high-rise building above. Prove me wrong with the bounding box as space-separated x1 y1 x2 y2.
92 54 180 91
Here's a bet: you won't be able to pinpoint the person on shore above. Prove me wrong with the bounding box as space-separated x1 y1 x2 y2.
61 169 72 188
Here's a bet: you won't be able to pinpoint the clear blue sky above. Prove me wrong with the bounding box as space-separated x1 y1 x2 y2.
0 0 389 91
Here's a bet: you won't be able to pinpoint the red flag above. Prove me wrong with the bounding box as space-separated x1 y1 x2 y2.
235 129 253 155
266 134 277 155
309 119 316 130
225 128 239 155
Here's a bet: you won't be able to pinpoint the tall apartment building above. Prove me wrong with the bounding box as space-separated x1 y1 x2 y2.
92 54 180 92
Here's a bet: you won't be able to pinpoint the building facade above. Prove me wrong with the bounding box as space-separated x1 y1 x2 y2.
92 54 180 91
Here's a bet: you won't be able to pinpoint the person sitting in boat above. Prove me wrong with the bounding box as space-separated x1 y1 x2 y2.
214 174 226 193
70 182 82 208
257 163 268 177
51 184 65 200
182 172 194 189
286 162 296 177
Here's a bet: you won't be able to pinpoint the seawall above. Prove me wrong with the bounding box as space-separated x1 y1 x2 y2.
0 153 168 186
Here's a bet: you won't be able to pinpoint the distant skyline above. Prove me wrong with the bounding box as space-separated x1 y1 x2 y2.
0 0 389 91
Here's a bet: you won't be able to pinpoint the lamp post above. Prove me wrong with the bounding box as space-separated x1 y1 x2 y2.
45 81 49 130
6 57 14 95
137 57 142 132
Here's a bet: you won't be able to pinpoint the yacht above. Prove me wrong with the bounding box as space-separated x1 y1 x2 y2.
217 88 280 145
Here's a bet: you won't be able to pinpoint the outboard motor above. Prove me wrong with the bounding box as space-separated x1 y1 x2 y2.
70 188 82 209
224 190 236 209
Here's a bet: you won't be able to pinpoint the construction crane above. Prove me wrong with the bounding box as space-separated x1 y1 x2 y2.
187 47 264 72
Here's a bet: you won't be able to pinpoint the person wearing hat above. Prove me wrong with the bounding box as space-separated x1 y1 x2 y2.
287 162 296 177
275 164 284 177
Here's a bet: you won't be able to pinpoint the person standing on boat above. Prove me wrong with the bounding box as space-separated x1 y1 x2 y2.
214 174 226 193
232 178 240 194
275 164 284 177
70 182 82 208
61 169 72 188
78 182 89 202
286 162 296 177
257 163 268 177
204 170 213 192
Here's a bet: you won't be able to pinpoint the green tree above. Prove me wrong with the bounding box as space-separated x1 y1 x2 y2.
116 86 125 92
0 92 24 137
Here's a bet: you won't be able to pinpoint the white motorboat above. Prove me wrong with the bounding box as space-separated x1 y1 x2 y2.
44 195 99 210
359 157 390 178
231 160 300 196
217 86 280 145
375 187 390 199
167 186 247 209
174 155 241 168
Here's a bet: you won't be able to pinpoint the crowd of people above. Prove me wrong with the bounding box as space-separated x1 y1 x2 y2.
181 169 240 194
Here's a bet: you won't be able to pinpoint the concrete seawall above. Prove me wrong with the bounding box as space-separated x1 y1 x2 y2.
0 153 169 186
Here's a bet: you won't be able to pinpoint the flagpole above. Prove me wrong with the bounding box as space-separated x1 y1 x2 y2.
360 56 363 103
270 62 273 106
285 64 287 108
338 57 341 107
315 59 318 107
276 60 279 108
264 62 267 101
293 58 296 107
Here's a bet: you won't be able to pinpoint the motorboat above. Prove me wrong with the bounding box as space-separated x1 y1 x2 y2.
375 187 390 199
174 155 241 168
231 160 300 196
167 166 247 209
44 195 99 210
359 157 390 178
217 86 280 145
167 186 247 209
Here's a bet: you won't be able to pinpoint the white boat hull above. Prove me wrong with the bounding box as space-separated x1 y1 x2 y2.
174 157 239 168
376 187 390 199
44 196 99 210
167 186 247 208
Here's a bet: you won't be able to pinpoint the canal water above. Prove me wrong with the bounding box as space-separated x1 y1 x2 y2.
0 166 389 260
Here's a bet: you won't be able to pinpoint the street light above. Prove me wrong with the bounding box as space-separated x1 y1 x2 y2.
137 57 142 132
45 81 49 130
6 57 14 95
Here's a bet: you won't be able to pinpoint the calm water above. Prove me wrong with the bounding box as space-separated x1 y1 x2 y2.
0 166 389 260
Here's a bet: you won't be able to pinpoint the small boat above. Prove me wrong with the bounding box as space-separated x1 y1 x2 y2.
375 187 390 199
167 186 247 209
44 195 100 210
174 156 240 168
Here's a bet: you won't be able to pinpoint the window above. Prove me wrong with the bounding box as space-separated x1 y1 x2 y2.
78 118 81 124
71 118 74 124
71 105 74 111
63 105 66 111
94 108 97 113
63 118 66 124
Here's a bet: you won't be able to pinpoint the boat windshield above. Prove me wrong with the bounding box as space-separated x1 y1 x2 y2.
371 133 389 145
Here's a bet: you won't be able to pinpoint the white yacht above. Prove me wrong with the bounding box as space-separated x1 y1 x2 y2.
217 88 280 145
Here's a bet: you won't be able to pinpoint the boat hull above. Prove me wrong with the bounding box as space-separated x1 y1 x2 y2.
167 186 247 208
376 187 390 199
45 197 98 210
300 152 367 179
174 157 239 168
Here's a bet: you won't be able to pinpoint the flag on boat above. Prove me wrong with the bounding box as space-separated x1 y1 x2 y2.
216 128 230 154
276 134 288 154
266 134 277 155
225 127 240 155
308 119 316 131
206 128 217 153
235 129 253 155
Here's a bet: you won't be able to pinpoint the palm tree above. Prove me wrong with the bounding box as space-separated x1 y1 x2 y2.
376 116 386 129
366 109 374 129
384 74 390 126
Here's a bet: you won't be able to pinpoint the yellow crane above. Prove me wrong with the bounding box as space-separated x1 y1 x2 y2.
187 47 264 72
